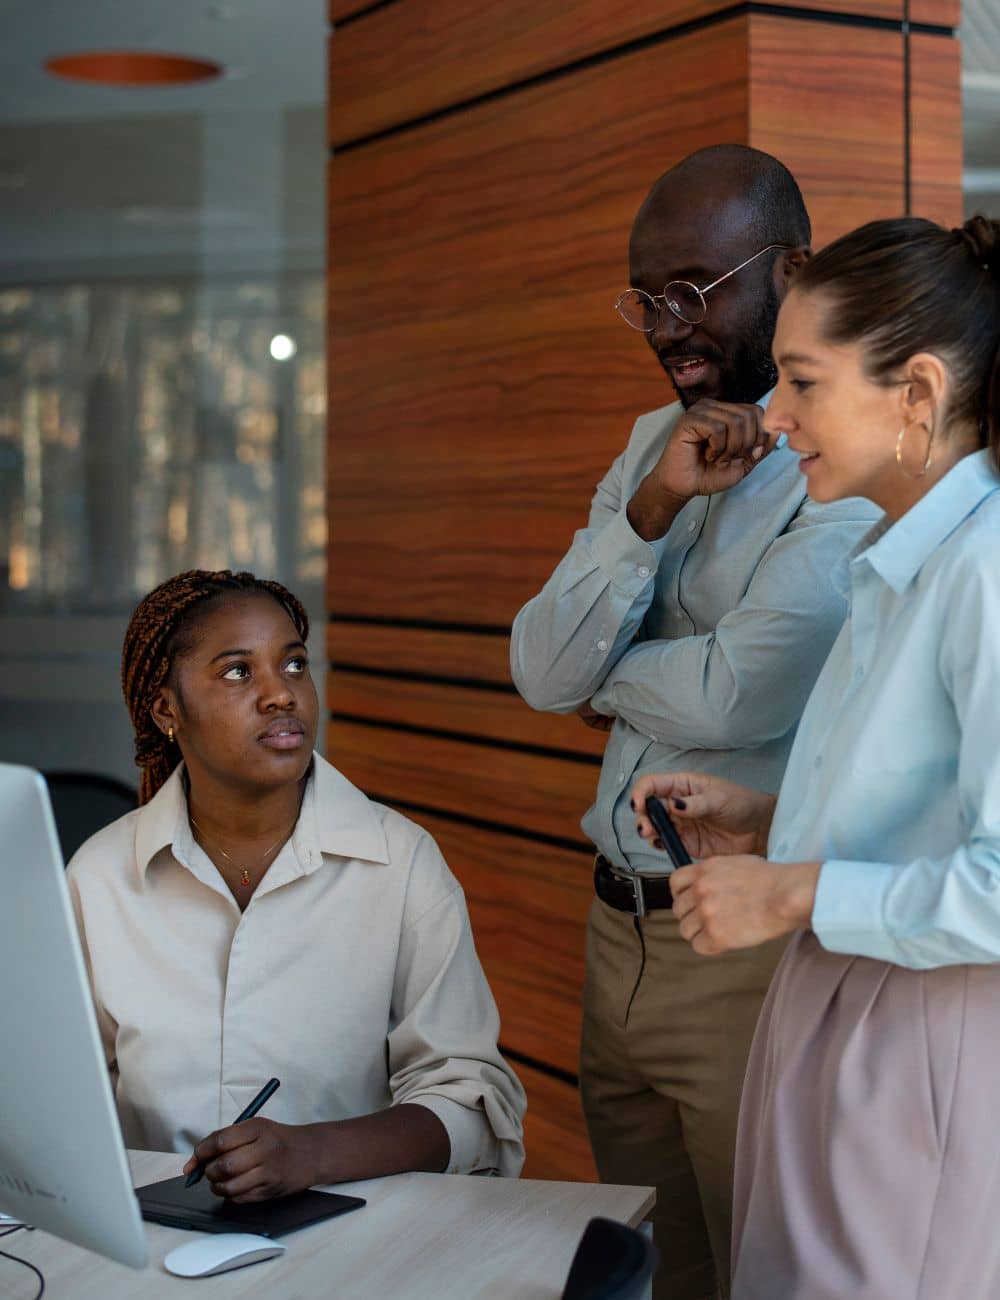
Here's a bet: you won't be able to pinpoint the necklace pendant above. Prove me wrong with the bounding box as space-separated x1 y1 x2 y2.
240 869 251 887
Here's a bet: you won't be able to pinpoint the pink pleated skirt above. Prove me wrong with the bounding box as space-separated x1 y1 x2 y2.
732 930 1000 1300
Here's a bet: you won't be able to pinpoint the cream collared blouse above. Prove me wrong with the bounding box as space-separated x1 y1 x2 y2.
67 755 525 1177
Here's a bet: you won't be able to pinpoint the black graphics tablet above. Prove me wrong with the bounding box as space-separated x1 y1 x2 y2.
136 1174 365 1237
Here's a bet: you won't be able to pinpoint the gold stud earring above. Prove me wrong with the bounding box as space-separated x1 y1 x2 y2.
167 726 175 744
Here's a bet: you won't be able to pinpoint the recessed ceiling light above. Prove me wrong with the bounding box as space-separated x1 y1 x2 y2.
45 51 223 86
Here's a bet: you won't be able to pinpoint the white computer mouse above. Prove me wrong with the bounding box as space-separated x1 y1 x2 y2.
163 1232 286 1277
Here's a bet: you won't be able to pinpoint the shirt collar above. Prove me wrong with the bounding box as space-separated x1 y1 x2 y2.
297 754 391 867
855 450 1000 595
135 753 390 883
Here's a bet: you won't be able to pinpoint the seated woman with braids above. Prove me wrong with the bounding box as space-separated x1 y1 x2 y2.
67 569 525 1200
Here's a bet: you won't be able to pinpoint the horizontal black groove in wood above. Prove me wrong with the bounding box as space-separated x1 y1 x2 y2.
329 612 511 637
331 660 519 695
334 0 401 28
330 710 603 766
357 789 596 855
500 1045 580 1090
330 1 954 155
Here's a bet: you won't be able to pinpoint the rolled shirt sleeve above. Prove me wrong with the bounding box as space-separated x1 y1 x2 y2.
387 832 526 1176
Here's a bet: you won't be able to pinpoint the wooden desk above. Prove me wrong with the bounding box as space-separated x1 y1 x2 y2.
2 1151 655 1298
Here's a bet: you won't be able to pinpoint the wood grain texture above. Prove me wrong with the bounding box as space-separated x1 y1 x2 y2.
749 15 905 246
329 669 608 758
327 622 513 684
909 33 963 229
328 18 748 625
328 0 904 146
327 718 597 843
414 808 592 1075
909 0 959 27
518 1059 598 1182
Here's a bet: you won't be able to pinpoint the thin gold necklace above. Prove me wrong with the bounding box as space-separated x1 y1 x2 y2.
188 816 291 887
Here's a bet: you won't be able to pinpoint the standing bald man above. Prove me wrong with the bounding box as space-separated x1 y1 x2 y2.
511 146 878 1299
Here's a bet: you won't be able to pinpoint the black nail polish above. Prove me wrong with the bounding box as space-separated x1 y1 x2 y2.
673 798 687 811
629 798 635 810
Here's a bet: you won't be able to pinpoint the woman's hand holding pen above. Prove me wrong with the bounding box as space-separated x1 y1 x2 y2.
631 772 820 954
183 1118 322 1202
631 771 775 860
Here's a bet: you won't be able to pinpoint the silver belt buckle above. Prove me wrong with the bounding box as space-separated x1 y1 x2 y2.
611 867 646 918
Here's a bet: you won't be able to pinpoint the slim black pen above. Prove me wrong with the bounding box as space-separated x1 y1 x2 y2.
644 795 693 868
185 1076 281 1188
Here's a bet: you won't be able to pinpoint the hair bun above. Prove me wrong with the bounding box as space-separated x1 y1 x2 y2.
956 214 1000 274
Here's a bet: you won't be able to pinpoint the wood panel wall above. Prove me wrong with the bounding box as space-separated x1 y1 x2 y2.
327 1 961 1181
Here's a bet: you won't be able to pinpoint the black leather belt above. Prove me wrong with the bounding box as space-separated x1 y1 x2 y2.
594 854 673 917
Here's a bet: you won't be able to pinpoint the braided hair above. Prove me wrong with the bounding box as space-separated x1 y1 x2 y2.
122 570 310 805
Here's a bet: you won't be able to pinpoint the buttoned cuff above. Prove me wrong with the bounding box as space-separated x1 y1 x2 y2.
405 1095 501 1175
811 858 903 963
589 508 659 596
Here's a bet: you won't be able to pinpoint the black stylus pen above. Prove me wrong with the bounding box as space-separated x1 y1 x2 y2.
185 1076 281 1188
644 795 692 868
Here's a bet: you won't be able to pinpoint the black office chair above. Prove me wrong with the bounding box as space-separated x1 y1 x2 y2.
561 1216 659 1300
43 771 137 863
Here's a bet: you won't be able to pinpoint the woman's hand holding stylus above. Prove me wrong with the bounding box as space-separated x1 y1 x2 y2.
631 771 775 859
630 772 819 954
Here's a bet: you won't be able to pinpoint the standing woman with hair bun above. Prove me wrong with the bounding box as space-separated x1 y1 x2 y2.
631 214 1000 1298
68 569 525 1200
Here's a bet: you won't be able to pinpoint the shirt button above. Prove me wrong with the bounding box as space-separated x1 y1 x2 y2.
813 754 823 769
597 639 608 652
854 667 864 683
775 841 788 856
687 520 697 533
637 565 650 579
617 771 626 785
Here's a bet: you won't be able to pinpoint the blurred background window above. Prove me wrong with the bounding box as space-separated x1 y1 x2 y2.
963 0 1000 218
0 276 325 611
0 1 325 787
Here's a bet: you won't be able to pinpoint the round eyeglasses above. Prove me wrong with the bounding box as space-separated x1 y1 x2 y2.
615 243 790 330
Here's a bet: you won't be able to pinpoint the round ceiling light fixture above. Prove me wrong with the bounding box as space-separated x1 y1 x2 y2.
45 51 223 86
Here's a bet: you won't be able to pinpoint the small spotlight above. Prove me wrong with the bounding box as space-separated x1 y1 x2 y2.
269 334 297 361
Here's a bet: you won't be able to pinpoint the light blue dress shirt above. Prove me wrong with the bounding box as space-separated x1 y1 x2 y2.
770 449 1000 969
511 398 878 873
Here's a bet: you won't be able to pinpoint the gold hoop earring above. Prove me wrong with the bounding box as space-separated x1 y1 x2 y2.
895 420 934 479
167 726 175 744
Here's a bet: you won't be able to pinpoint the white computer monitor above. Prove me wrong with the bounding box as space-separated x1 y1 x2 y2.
0 763 148 1269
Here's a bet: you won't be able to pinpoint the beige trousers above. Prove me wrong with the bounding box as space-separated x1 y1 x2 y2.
580 897 785 1300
